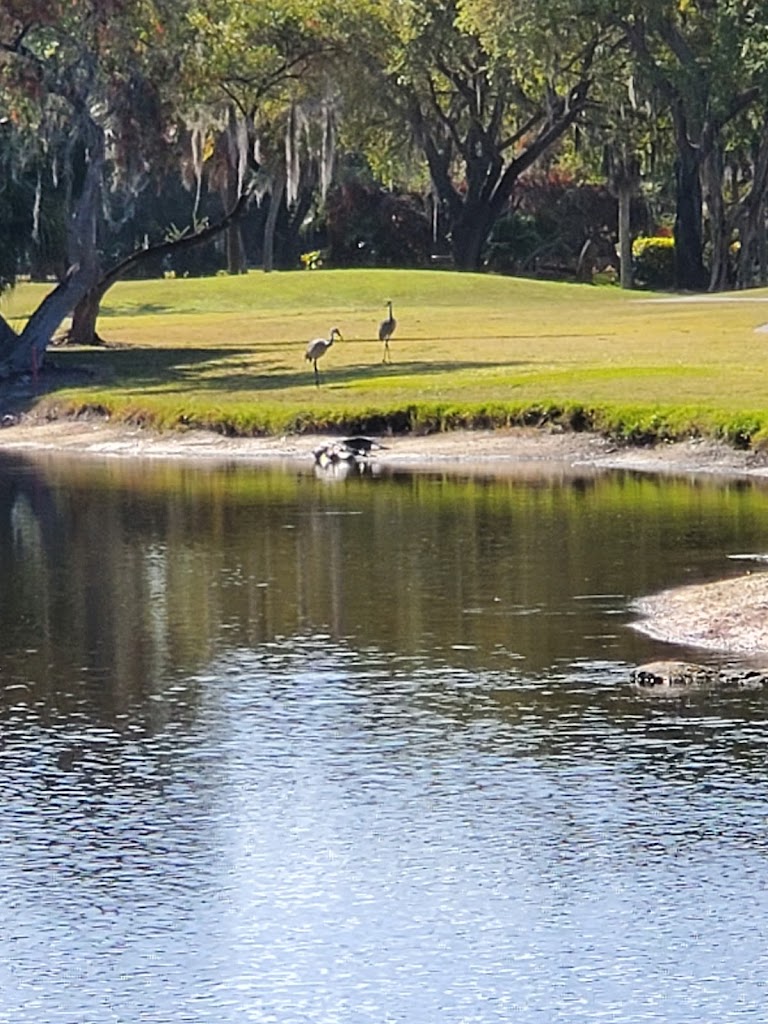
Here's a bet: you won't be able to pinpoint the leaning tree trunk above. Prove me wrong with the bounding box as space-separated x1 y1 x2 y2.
0 265 98 378
60 187 256 346
0 128 104 377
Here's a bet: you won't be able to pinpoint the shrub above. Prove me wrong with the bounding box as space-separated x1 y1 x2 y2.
324 182 432 268
300 250 324 270
486 175 651 282
484 213 544 273
632 235 675 289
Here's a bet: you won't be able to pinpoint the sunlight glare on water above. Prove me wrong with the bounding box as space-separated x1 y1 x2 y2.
2 635 768 1023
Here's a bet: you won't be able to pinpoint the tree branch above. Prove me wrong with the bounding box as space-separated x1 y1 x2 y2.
91 184 257 298
0 313 18 351
490 80 591 216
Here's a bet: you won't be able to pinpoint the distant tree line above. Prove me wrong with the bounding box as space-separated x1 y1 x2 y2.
3 0 768 375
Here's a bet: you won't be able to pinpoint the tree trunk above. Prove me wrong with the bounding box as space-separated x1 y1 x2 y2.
263 172 285 273
0 317 17 352
618 182 634 289
673 147 708 290
66 284 109 347
277 177 317 270
449 204 494 270
576 239 594 283
221 177 246 274
734 122 768 289
405 71 591 274
703 145 730 292
226 224 246 274
0 265 98 377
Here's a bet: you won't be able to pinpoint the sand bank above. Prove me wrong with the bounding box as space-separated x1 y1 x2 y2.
4 418 768 481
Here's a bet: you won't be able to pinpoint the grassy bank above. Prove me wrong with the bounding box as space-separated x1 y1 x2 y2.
4 268 768 445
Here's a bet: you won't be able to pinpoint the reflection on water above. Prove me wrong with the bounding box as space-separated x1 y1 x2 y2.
2 452 768 1022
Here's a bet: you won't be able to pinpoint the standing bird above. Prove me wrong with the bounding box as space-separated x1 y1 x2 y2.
305 326 342 386
378 300 397 363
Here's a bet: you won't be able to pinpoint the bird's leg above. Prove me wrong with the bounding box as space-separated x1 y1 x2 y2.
313 360 320 386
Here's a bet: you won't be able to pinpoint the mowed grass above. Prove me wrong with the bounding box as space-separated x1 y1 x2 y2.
4 267 768 442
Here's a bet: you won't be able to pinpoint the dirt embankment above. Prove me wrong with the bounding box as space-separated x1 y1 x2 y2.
4 415 768 481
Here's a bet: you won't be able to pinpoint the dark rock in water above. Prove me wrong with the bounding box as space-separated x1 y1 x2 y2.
631 659 768 689
631 661 716 688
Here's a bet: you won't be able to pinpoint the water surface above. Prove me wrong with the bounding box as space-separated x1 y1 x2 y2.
2 452 768 1023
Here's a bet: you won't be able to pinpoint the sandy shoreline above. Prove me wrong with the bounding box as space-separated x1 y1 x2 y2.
4 417 768 481
4 417 768 661
631 571 768 660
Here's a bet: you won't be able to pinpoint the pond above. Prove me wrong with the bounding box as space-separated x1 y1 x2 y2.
1 450 768 1023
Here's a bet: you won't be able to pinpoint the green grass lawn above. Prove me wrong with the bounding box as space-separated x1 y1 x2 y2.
4 267 768 443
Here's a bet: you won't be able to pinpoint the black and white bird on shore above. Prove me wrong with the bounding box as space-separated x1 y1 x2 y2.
378 301 396 363
312 436 387 472
305 326 342 385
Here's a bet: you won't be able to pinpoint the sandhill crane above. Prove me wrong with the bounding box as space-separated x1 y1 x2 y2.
378 300 396 363
305 327 342 386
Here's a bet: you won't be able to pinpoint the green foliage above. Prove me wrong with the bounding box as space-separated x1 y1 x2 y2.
484 214 543 274
485 175 625 278
631 235 675 290
0 0 205 300
340 0 604 269
300 250 324 269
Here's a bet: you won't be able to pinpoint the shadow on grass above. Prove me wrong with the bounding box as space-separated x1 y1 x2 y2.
0 347 523 430
62 346 255 389
35 347 512 394
98 303 177 318
0 360 103 420
1 347 246 420
201 358 510 392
